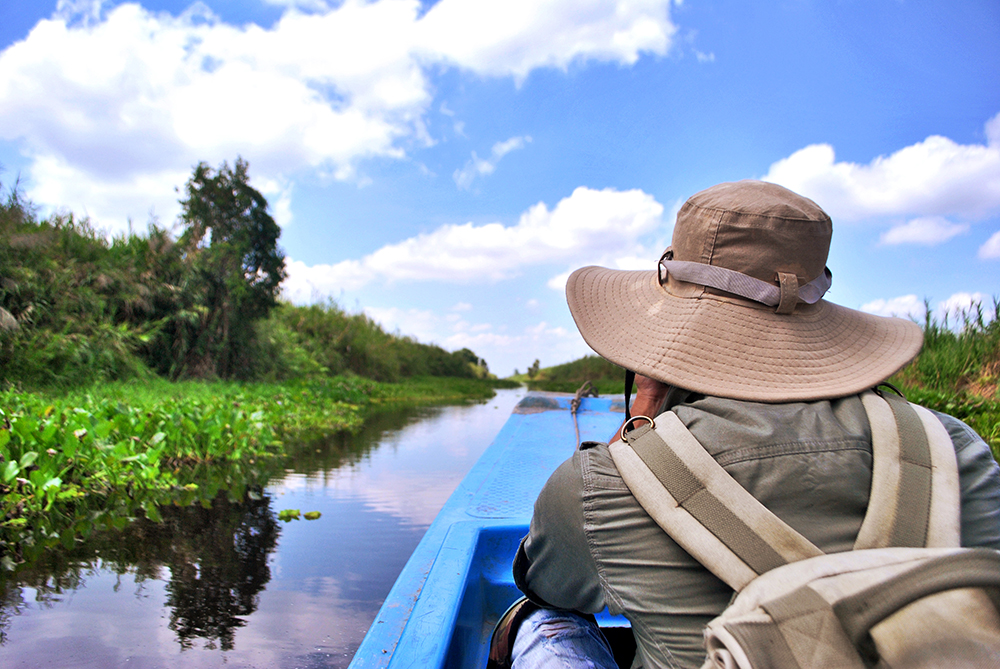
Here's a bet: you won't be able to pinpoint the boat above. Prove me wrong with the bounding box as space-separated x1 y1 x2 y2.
348 392 632 668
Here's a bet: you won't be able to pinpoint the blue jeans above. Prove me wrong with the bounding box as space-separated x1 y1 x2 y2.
511 608 618 669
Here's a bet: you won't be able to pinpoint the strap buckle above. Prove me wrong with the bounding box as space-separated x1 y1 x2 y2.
620 415 655 442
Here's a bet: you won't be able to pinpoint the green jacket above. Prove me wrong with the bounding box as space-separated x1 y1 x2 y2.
513 393 1000 669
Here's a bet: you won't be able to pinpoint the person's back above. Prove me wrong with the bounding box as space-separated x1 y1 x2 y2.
515 393 1000 668
495 181 1000 669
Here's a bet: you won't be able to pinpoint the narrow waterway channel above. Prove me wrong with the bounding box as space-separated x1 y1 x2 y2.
0 386 527 669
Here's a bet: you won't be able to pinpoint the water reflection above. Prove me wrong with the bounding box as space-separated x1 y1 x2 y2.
164 494 280 651
0 387 526 668
0 491 280 653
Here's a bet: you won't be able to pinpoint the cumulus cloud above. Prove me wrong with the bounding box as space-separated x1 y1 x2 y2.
282 186 664 299
0 0 675 232
879 216 969 246
421 0 675 82
359 304 587 376
861 292 990 324
860 295 925 320
979 230 1000 259
764 112 1000 222
937 292 988 321
453 135 532 190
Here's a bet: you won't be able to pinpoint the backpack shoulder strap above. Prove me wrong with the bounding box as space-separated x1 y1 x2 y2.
855 391 960 549
609 413 822 592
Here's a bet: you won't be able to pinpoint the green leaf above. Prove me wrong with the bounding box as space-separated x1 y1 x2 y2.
20 451 38 469
40 422 58 444
95 420 114 440
303 511 321 520
278 508 300 522
2 460 17 483
0 429 9 449
142 502 163 523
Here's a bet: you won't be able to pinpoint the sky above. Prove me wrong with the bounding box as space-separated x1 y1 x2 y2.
1 0 998 377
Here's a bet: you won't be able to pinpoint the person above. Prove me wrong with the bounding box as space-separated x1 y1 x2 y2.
496 180 1000 669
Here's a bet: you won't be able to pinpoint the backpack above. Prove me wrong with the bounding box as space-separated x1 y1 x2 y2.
610 390 1000 668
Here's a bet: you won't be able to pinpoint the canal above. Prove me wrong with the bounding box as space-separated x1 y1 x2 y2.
0 386 528 668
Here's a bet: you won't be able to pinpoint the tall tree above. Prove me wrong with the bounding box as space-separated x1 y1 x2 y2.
176 158 286 379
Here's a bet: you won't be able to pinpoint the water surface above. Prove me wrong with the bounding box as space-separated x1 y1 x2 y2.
0 387 527 668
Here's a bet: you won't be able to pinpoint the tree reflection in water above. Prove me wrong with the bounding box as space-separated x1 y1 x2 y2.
162 494 279 651
0 490 280 652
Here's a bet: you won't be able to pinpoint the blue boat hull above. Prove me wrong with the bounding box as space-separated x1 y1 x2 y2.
349 393 628 668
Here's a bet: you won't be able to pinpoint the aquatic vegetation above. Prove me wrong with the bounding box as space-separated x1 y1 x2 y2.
0 375 507 570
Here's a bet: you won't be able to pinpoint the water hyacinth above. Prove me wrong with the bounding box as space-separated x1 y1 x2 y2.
0 377 368 567
0 375 505 571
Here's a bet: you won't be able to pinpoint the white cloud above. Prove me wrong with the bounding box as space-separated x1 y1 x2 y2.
860 292 991 325
764 112 1000 222
0 0 675 232
282 186 664 297
355 302 593 376
364 305 444 342
979 230 1000 259
420 0 675 82
281 257 370 303
453 135 532 189
937 292 988 322
262 0 331 10
879 216 969 246
860 295 924 320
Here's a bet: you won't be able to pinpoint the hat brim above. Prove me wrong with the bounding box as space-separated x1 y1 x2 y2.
566 266 923 402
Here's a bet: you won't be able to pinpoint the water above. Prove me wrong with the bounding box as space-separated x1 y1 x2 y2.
0 387 527 669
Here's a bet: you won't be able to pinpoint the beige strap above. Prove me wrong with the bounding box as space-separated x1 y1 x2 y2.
612 414 821 591
855 392 902 549
883 393 933 547
609 439 759 591
912 403 961 546
856 391 960 550
834 549 1000 648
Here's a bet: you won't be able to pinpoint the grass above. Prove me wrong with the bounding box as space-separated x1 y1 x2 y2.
510 355 624 395
890 299 1000 457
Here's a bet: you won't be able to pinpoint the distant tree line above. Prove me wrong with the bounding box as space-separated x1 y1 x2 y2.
0 159 490 388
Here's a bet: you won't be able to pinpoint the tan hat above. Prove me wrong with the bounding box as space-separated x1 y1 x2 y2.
566 180 923 402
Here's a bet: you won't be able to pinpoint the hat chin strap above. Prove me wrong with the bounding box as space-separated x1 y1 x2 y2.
659 255 832 313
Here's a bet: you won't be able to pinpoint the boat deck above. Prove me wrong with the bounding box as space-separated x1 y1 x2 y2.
349 393 627 668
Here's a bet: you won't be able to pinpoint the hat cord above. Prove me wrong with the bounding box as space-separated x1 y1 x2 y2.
658 251 832 312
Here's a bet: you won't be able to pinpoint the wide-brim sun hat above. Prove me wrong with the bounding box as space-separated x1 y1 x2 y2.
566 180 923 402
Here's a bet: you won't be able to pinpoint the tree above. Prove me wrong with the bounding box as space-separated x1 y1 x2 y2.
175 158 286 379
528 359 540 379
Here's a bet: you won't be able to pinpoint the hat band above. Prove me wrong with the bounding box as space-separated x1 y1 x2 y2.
659 258 832 309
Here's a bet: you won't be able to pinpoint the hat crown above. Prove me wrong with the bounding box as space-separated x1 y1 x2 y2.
671 180 832 285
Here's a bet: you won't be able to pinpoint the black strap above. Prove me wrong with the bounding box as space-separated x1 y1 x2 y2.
624 369 635 422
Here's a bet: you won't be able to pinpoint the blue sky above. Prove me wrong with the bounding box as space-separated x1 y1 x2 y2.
1 0 998 377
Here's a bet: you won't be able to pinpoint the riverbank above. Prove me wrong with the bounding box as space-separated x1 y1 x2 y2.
0 375 518 571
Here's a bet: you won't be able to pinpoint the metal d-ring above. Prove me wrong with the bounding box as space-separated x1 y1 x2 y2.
620 415 655 442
